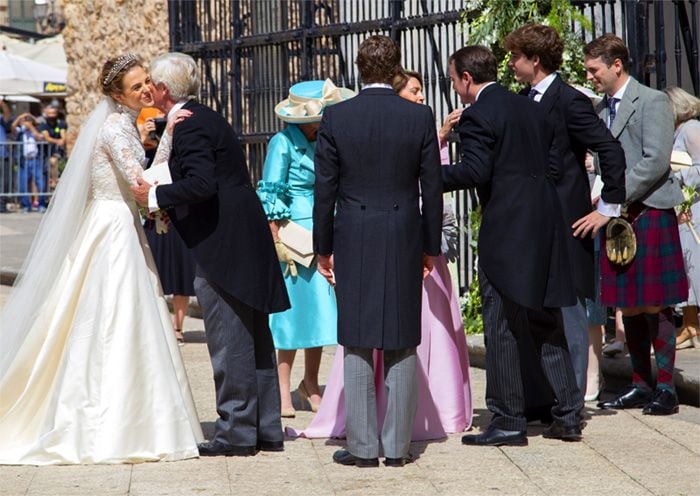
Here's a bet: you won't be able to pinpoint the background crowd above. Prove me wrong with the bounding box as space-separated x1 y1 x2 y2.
0 98 67 213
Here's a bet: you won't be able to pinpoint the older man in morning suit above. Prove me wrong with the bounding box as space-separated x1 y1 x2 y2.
443 45 583 446
132 53 291 457
313 35 442 467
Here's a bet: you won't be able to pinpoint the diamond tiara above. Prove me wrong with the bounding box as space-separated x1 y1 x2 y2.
103 53 139 86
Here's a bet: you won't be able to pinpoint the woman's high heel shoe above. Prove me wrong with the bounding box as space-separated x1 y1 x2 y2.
676 326 699 349
297 380 320 413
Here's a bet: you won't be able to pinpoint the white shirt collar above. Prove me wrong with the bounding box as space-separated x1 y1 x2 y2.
475 81 497 102
611 76 631 102
167 100 189 119
531 72 558 101
362 83 393 90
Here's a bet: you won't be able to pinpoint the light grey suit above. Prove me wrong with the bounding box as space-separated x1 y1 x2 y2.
596 77 681 207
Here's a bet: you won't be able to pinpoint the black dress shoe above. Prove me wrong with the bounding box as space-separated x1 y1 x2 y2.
197 440 257 457
642 388 679 415
384 452 415 467
332 449 379 467
542 422 582 442
597 384 653 410
461 425 527 447
257 440 284 452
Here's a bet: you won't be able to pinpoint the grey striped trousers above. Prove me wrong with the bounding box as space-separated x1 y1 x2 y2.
343 346 417 459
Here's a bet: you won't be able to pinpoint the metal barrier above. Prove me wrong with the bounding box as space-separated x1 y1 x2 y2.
0 141 54 212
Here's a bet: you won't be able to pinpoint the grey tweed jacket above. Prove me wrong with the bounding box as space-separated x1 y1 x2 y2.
596 77 683 209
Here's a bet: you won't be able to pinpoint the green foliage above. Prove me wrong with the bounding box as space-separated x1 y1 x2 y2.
460 0 591 91
460 205 483 335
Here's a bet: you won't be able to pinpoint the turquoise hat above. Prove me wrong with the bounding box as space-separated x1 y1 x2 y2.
274 79 356 124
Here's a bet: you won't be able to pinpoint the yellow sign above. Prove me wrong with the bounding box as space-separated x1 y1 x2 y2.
43 82 66 93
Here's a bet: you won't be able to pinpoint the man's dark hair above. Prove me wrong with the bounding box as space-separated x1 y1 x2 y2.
356 35 402 84
584 33 630 73
448 46 497 84
504 23 564 73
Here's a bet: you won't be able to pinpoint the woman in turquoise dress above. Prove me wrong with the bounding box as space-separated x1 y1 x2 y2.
257 80 355 417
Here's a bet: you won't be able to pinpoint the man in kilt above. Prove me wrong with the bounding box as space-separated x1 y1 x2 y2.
584 34 688 415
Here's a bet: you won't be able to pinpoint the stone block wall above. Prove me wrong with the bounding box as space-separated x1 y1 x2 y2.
61 0 169 149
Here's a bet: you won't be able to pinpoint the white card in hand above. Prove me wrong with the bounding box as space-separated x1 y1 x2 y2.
142 162 172 186
590 175 603 200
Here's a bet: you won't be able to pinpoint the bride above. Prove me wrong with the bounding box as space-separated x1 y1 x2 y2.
0 54 203 464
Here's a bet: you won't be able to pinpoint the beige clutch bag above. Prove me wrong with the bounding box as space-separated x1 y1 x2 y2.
670 150 692 172
278 220 315 268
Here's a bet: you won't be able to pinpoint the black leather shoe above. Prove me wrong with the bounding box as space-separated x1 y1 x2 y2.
461 425 527 447
332 449 379 467
257 440 284 452
384 453 415 467
197 441 257 457
642 388 679 415
542 422 582 442
597 384 653 410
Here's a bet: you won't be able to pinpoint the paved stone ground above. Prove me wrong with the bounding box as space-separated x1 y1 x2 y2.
1 212 700 495
1 283 699 496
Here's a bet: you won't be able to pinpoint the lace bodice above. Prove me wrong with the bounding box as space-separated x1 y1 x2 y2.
90 107 172 201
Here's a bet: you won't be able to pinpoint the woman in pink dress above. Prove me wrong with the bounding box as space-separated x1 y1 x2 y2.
289 71 472 441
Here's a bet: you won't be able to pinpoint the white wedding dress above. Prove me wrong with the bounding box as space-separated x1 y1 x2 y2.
0 100 203 465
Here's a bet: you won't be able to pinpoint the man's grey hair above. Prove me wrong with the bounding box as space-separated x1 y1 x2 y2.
150 52 200 101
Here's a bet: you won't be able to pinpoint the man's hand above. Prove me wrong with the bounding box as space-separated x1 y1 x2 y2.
572 210 611 238
167 109 193 135
317 254 335 287
422 253 435 280
131 176 153 207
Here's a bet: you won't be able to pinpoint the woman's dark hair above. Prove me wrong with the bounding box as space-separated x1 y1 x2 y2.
99 54 143 96
391 70 424 93
356 35 402 85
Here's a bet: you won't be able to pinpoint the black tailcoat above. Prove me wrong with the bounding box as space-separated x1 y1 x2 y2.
156 101 290 314
442 83 575 310
313 88 443 350
525 75 626 298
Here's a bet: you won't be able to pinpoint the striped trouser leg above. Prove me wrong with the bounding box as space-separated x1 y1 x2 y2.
381 347 417 459
343 346 379 459
478 267 527 432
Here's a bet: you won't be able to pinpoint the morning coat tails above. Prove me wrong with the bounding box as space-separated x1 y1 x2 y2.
313 88 443 350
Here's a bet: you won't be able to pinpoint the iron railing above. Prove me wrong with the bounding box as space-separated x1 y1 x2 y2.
167 0 699 292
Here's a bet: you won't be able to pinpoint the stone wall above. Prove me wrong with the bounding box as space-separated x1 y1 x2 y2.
61 0 169 149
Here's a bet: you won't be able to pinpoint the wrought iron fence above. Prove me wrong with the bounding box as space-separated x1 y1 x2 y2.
167 0 699 292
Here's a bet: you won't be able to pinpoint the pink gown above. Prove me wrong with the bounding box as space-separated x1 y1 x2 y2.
288 254 473 441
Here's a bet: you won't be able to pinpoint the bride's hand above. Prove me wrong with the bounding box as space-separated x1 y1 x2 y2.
166 109 193 135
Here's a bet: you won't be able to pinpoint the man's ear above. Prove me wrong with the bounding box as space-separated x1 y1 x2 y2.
612 58 623 76
531 54 540 68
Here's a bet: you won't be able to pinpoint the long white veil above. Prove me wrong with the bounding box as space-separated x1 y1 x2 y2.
0 98 117 376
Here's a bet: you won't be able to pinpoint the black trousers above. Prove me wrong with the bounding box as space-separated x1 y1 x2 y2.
479 266 583 431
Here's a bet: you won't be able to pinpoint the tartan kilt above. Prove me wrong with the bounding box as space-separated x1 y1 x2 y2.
600 206 688 308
